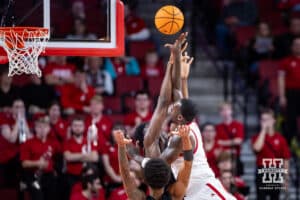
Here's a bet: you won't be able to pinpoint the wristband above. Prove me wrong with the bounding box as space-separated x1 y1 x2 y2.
183 150 193 161
141 158 150 168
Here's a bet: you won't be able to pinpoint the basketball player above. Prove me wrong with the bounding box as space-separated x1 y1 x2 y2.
141 33 236 200
114 125 193 200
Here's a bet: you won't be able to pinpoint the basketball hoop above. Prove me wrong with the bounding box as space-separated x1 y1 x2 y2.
0 27 49 77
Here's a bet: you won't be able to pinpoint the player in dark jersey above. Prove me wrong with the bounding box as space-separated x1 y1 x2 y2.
114 125 193 200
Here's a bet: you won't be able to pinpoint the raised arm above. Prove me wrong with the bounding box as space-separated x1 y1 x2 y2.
114 130 145 200
168 125 193 199
143 55 173 153
181 52 194 99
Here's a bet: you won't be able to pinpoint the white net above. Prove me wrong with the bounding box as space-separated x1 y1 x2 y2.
0 28 49 77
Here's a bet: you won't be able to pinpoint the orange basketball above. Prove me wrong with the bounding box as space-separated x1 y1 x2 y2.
154 5 184 35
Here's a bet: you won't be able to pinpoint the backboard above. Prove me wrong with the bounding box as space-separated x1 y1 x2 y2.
0 0 124 57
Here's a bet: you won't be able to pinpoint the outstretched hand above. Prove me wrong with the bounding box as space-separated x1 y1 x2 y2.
166 32 188 64
113 130 132 147
171 125 190 138
181 52 193 79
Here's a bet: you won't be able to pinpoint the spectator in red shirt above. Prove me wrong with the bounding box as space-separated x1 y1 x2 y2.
20 116 59 200
219 170 246 200
216 102 244 175
70 164 105 200
278 37 300 143
124 4 150 41
85 95 113 143
201 122 221 175
44 56 75 88
0 99 31 187
251 109 290 200
48 101 68 143
63 116 99 199
100 125 125 188
141 50 164 79
124 91 152 136
60 66 95 115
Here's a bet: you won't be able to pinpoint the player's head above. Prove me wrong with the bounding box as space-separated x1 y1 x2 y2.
201 122 216 142
260 108 275 128
71 116 85 137
144 158 171 189
90 95 104 116
48 101 61 120
219 102 233 121
35 116 50 139
168 98 198 125
135 90 150 111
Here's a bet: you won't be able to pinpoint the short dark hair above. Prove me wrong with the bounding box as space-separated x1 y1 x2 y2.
144 158 171 189
180 99 198 124
81 163 99 190
71 115 85 123
200 122 215 132
135 90 150 99
81 174 98 190
133 122 148 149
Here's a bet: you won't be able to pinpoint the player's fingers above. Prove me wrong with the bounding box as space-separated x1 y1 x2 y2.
164 43 172 48
188 57 194 65
181 42 188 53
124 139 132 144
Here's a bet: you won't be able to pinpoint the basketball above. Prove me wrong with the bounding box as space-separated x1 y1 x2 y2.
154 5 184 35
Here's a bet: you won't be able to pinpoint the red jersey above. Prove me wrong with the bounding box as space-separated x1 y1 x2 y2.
99 142 119 184
141 64 164 79
204 142 221 176
216 120 244 156
279 56 300 89
125 14 147 35
251 132 291 167
85 115 113 143
111 59 126 77
124 111 152 128
48 118 68 144
20 137 60 173
108 187 128 200
60 84 95 112
70 183 105 200
0 115 18 163
63 137 98 176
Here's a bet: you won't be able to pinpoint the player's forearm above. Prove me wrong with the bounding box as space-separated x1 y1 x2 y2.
181 78 189 98
172 49 182 101
118 145 139 198
182 135 192 151
158 61 173 107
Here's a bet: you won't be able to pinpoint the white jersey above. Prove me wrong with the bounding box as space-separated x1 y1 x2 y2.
170 122 236 200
